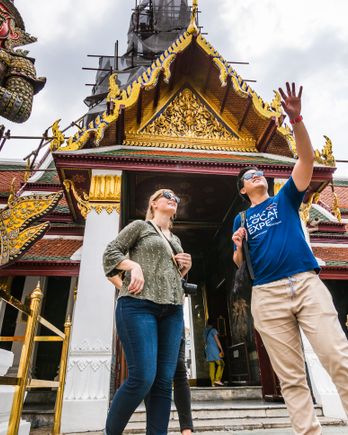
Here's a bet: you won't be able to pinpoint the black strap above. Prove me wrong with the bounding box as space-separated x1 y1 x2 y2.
239 211 255 280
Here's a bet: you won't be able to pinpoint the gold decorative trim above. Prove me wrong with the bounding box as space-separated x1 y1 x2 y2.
63 180 91 219
314 135 336 167
90 175 121 202
212 57 228 87
277 123 297 157
0 190 62 267
64 176 122 218
124 133 256 152
300 192 320 223
332 191 342 222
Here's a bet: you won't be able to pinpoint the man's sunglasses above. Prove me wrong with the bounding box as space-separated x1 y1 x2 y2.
242 170 264 181
161 190 181 204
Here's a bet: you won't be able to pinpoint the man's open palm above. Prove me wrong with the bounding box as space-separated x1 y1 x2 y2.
279 82 303 120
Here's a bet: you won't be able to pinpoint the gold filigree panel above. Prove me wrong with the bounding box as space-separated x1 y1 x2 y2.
141 88 238 140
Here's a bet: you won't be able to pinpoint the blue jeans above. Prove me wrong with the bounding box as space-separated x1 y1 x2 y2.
105 296 183 435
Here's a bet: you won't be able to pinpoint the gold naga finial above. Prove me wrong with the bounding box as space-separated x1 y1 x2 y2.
106 73 121 116
50 119 65 151
314 135 336 166
107 73 121 102
187 0 199 35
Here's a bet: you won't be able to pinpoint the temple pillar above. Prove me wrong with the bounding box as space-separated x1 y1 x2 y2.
301 331 346 419
184 296 197 379
61 171 122 433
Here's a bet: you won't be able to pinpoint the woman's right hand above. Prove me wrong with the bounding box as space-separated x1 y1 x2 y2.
128 263 145 294
232 227 247 249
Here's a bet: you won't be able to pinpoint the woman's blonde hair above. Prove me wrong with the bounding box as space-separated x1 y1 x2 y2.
145 188 177 225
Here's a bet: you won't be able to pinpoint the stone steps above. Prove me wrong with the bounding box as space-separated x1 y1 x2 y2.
189 386 262 401
123 399 339 433
125 416 347 433
128 400 323 423
24 387 348 433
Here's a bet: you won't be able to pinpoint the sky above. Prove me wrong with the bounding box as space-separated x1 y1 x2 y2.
2 0 348 177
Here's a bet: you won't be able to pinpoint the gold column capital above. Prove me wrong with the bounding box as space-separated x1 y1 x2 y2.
64 175 122 219
89 174 122 215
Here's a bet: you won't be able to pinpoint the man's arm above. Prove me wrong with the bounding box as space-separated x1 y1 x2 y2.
279 83 314 192
233 244 244 268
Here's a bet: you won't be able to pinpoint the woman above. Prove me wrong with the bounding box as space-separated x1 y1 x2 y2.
204 318 225 387
103 189 192 435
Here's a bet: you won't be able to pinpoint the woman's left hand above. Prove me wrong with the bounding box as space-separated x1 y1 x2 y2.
174 253 192 274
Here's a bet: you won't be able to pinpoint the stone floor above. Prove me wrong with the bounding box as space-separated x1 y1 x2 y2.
30 428 348 434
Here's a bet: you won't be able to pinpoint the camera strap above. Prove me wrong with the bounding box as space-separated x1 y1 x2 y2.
240 211 255 280
147 221 181 274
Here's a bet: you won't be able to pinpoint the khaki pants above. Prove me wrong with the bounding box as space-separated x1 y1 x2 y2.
251 271 348 435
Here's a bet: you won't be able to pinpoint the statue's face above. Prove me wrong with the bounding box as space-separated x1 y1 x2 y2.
0 4 20 48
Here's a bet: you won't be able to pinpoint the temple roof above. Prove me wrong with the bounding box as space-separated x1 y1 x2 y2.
21 238 82 262
54 29 296 158
313 246 348 268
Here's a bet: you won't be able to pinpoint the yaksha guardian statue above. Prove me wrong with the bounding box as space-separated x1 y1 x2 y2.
0 0 46 123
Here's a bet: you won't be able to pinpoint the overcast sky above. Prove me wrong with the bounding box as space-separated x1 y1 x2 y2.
2 0 347 176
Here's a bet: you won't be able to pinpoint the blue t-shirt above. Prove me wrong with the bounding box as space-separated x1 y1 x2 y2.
204 327 221 362
233 177 319 286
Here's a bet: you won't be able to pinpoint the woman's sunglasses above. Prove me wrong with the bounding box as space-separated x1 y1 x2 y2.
242 170 264 181
161 191 181 204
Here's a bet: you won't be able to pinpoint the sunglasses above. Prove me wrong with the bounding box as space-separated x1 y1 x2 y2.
242 170 264 181
161 190 181 204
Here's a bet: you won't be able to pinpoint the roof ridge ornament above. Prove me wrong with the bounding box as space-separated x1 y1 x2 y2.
187 0 199 35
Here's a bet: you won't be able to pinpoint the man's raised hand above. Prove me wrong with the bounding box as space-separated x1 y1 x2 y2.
278 82 303 121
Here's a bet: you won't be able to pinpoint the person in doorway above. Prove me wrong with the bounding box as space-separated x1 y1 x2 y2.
232 82 348 434
103 188 192 435
204 318 225 386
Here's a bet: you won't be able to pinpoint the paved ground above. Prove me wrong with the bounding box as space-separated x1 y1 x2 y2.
30 427 348 434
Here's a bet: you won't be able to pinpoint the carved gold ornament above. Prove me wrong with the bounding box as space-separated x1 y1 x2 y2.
187 0 199 35
50 119 65 151
142 88 237 140
314 135 336 167
277 123 297 157
332 191 342 222
0 190 62 267
64 175 122 219
107 73 121 102
299 192 320 224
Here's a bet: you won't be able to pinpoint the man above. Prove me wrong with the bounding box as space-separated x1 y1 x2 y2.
232 82 348 435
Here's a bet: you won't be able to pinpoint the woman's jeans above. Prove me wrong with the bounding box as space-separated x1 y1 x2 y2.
105 296 183 435
173 336 193 432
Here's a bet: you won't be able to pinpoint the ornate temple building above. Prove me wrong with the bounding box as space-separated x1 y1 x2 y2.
0 0 347 432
